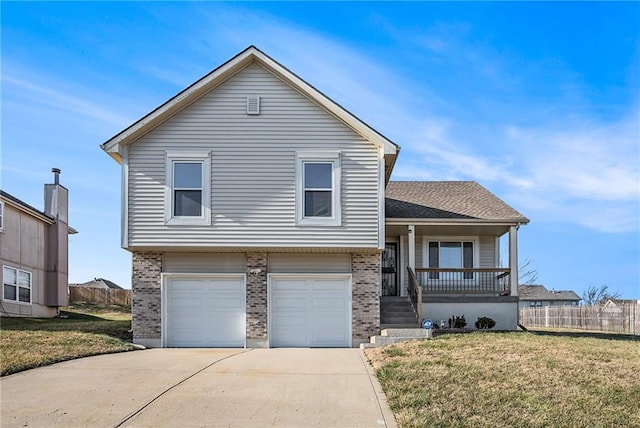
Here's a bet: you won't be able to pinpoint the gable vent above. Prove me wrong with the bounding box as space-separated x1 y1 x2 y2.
246 96 260 115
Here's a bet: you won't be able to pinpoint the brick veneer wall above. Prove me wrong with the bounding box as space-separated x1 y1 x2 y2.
131 252 162 341
351 253 381 340
246 252 267 339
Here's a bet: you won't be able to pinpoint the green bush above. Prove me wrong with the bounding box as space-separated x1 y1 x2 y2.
475 316 496 330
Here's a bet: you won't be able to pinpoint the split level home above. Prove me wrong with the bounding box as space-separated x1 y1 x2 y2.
101 46 528 348
0 169 76 317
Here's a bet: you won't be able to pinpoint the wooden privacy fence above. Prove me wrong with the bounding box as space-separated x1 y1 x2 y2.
520 304 640 335
69 287 132 306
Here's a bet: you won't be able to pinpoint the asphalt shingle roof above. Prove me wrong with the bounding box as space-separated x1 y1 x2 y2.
385 181 529 222
518 285 581 301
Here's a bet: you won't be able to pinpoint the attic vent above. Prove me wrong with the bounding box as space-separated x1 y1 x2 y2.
246 96 260 115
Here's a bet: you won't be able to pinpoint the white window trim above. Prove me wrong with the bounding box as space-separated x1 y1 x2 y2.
421 236 480 269
295 151 341 226
0 200 4 232
165 151 211 226
2 265 32 305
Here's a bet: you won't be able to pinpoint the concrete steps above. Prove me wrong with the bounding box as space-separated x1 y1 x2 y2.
361 327 432 349
380 296 419 325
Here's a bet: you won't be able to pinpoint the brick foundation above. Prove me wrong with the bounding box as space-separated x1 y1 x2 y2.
131 252 162 342
351 253 381 341
246 252 268 340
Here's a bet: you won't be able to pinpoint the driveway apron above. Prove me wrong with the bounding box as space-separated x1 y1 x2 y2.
1 348 396 428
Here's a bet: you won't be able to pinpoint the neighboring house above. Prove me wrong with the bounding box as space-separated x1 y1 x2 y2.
101 46 528 348
0 169 76 317
601 299 640 313
518 285 581 309
70 278 124 290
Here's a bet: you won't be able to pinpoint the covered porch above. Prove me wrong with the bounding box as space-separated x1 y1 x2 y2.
382 222 522 329
382 181 529 330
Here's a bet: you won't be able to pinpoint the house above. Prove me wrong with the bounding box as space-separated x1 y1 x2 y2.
70 278 124 290
601 298 640 313
518 285 581 309
0 169 76 317
101 46 528 348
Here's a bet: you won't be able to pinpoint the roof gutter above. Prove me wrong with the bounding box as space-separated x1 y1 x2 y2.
385 218 529 226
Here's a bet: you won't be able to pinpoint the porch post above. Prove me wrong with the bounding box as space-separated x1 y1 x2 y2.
509 225 519 297
408 225 416 270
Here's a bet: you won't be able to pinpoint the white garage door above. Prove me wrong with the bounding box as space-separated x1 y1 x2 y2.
165 275 245 347
270 275 351 347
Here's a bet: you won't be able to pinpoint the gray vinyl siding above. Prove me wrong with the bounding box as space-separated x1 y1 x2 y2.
268 254 351 273
478 236 496 268
163 253 246 273
127 63 379 249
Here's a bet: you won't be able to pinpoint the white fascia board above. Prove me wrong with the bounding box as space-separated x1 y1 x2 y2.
100 48 257 156
250 49 399 156
100 46 399 164
385 218 528 227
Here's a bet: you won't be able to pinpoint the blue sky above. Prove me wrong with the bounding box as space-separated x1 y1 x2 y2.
2 2 638 299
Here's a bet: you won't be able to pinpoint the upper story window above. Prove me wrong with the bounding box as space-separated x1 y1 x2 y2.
296 152 341 226
304 163 332 217
165 151 211 226
3 265 31 304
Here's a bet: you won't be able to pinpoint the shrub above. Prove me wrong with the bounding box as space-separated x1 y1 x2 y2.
448 315 467 329
475 316 496 330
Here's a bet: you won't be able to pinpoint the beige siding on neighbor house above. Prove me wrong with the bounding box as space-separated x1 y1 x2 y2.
0 202 57 317
268 253 351 273
163 252 246 273
126 63 380 250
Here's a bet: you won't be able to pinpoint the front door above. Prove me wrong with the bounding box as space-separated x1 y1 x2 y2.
382 243 398 296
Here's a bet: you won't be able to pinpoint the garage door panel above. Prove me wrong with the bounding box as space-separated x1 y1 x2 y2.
270 276 350 348
165 275 245 348
311 280 347 291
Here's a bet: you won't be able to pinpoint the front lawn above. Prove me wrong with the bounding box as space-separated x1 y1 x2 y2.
1 303 134 376
365 332 640 428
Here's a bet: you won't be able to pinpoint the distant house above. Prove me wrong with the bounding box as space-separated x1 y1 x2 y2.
70 278 124 290
601 299 640 313
518 285 581 309
0 169 77 317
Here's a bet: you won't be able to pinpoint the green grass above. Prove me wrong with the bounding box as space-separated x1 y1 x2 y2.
365 332 640 428
1 303 134 376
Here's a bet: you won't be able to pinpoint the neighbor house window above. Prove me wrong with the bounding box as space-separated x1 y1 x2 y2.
530 301 542 307
3 266 31 304
165 151 211 225
296 152 341 226
424 239 476 279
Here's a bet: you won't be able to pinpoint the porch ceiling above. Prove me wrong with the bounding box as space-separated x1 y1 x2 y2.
385 223 511 237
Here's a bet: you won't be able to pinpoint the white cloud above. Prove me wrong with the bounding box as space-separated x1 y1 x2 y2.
3 74 133 127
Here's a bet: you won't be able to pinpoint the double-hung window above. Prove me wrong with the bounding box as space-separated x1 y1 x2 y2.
165 151 211 225
425 240 476 279
3 266 31 304
296 152 341 226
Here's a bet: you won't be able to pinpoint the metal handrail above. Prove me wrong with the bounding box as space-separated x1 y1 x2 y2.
407 267 423 322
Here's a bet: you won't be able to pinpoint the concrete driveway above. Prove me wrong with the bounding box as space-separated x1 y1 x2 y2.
1 348 396 427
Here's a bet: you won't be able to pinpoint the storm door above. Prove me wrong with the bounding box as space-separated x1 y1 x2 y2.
382 243 398 296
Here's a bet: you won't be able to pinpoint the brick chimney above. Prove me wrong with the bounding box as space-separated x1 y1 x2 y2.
44 168 69 307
